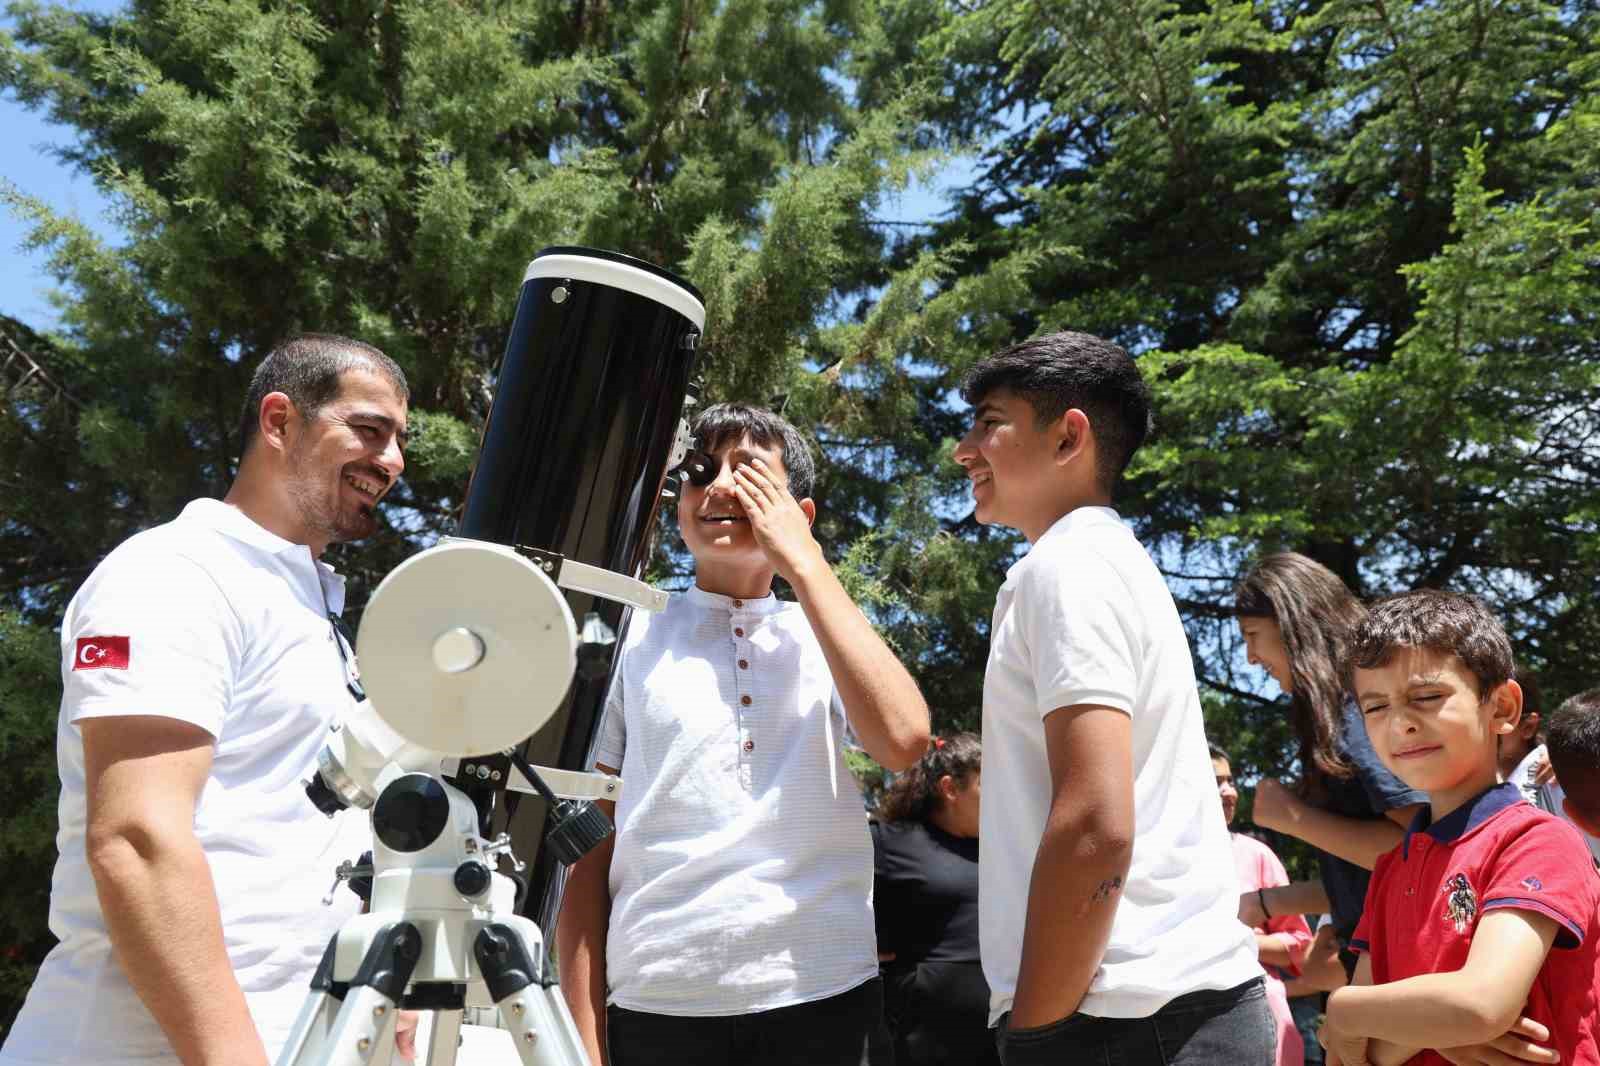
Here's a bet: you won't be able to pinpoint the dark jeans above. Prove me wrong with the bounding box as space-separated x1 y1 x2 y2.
994 978 1275 1066
607 978 882 1066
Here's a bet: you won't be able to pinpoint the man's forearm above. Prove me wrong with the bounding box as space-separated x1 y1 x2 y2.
788 560 929 771
90 833 267 1066
1008 813 1133 1028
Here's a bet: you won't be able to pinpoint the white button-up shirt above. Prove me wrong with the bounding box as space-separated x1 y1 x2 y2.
594 585 877 1016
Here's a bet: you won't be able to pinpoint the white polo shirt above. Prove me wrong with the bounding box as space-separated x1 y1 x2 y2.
593 585 878 1016
1 499 369 1066
979 506 1259 1023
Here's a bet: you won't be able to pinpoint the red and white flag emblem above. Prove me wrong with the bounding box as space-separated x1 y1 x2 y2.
74 636 130 671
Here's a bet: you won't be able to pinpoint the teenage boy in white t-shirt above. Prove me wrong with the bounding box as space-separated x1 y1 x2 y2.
953 332 1269 1065
556 404 930 1066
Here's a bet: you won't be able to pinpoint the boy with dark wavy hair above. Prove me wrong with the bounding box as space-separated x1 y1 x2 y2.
1322 590 1600 1065
954 331 1269 1065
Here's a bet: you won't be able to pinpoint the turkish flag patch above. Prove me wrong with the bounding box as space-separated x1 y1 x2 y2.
74 636 130 671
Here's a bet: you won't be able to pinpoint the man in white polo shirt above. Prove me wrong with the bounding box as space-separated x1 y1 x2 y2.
0 335 409 1066
953 332 1269 1065
556 404 930 1066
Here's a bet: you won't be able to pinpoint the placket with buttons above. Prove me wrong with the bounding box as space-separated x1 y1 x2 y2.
731 598 755 793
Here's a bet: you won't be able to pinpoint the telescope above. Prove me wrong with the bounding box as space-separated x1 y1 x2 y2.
279 248 704 1066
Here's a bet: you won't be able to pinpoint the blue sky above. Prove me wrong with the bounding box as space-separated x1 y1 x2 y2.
1 0 125 329
2 1 970 333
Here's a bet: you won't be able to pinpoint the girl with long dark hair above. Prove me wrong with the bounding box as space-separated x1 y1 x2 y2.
1233 553 1426 969
870 733 998 1066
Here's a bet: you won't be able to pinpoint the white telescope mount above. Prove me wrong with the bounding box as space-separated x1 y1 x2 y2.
278 538 661 1066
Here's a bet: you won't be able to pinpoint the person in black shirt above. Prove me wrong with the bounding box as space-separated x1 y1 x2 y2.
870 732 998 1066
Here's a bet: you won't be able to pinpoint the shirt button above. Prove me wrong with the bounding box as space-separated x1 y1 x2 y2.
743 740 755 752
734 627 745 638
738 659 749 670
740 695 752 706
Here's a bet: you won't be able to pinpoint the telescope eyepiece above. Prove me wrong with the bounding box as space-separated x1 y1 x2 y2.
678 448 716 488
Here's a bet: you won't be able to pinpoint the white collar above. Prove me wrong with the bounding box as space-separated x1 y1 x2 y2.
180 498 342 583
683 583 785 615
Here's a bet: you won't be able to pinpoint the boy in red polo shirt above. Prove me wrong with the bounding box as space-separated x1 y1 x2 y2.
1318 590 1600 1066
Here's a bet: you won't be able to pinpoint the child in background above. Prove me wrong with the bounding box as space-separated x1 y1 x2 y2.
1500 672 1600 861
1320 591 1599 1066
1545 689 1600 841
1212 743 1312 1065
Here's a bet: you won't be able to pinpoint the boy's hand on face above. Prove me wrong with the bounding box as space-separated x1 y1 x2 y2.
732 458 825 583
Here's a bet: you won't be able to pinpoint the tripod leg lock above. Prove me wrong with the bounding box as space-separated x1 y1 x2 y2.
474 923 540 1002
352 921 424 1004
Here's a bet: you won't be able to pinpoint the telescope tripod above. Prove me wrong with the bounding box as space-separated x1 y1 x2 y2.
277 771 593 1066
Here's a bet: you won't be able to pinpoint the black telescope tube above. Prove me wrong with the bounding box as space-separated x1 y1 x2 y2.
458 247 702 927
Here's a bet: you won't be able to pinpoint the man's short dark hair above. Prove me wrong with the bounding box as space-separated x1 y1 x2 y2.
239 334 409 456
1344 590 1515 699
1547 689 1600 820
1208 742 1231 766
691 403 817 501
960 331 1153 492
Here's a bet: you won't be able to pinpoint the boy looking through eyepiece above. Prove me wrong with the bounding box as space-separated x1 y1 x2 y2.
555 403 930 1066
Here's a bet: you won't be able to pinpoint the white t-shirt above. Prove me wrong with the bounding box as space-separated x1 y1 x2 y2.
1508 743 1600 863
593 585 878 1016
979 506 1260 1023
1 500 369 1065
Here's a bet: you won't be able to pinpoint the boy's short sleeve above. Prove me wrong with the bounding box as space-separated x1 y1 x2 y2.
64 551 240 739
1349 853 1391 957
1481 816 1598 950
1018 549 1139 718
592 669 626 770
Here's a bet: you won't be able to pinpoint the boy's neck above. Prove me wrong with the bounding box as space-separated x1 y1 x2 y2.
692 559 777 601
1024 488 1115 545
1426 761 1502 824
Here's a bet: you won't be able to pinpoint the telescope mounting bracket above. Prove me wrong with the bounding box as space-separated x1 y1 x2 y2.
512 545 669 614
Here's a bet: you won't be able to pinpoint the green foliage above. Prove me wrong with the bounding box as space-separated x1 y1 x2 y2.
4 0 1599 1018
0 612 60 1012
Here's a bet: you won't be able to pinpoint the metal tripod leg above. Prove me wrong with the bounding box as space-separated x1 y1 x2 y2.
278 922 422 1066
475 919 590 1066
420 1008 463 1066
277 937 344 1066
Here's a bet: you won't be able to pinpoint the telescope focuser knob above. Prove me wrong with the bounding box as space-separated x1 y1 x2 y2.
546 800 615 866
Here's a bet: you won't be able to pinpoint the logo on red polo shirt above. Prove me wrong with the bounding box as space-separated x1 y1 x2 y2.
1522 875 1544 892
1443 872 1478 933
74 636 130 671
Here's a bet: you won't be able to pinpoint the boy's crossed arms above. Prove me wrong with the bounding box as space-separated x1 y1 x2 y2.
1323 911 1560 1066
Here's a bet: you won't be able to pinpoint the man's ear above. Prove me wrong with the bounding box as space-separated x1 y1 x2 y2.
799 497 817 527
1054 408 1093 468
1489 678 1524 735
257 392 296 454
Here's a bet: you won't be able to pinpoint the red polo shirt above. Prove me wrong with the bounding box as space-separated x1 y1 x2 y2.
1352 782 1600 1065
